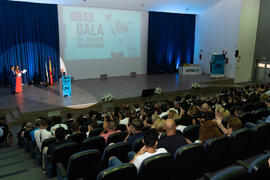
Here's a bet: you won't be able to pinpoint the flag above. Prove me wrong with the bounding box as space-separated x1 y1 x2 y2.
49 56 53 86
45 61 49 84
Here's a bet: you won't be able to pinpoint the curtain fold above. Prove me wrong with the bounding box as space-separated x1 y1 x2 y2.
0 1 60 86
147 12 196 74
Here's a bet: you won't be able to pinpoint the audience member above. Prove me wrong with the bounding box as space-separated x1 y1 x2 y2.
158 119 187 155
99 120 120 144
196 120 223 144
67 122 86 144
50 116 68 136
125 119 144 147
216 116 242 136
43 127 67 170
30 118 41 143
86 119 99 138
152 118 165 139
34 118 52 151
109 129 167 171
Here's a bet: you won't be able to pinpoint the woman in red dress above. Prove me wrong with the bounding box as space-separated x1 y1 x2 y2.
15 65 22 93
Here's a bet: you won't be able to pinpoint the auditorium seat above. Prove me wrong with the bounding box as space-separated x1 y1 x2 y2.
100 142 131 170
138 153 173 180
237 153 270 179
253 102 266 110
132 136 144 153
35 137 56 167
117 124 127 131
242 103 255 112
41 137 57 152
80 136 105 152
67 132 87 145
183 124 200 142
56 149 101 180
209 166 249 180
97 163 138 180
253 108 270 121
203 136 231 172
239 112 254 125
23 137 30 152
229 128 253 162
245 122 270 152
88 128 104 138
45 142 79 178
172 143 205 180
106 131 128 145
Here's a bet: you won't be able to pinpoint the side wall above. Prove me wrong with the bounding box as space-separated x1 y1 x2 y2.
193 0 242 78
234 0 260 83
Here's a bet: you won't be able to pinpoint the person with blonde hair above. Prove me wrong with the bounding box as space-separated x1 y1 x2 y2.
168 110 179 120
151 113 160 124
215 104 230 120
152 118 165 139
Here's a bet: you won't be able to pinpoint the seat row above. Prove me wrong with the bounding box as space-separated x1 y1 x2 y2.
45 121 270 179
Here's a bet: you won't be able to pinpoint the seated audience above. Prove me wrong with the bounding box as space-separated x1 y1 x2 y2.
152 118 165 139
216 116 242 136
195 120 223 144
34 118 52 151
125 119 144 147
109 129 167 171
30 118 41 143
47 127 67 158
99 120 120 144
86 119 99 138
159 103 169 118
50 116 68 136
151 113 160 124
158 119 187 155
67 122 86 144
43 127 67 170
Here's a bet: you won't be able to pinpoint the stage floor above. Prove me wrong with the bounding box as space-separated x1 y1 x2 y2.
0 73 230 113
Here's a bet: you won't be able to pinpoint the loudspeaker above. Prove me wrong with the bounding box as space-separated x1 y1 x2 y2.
100 74 107 79
141 88 155 97
130 72 137 77
235 50 239 57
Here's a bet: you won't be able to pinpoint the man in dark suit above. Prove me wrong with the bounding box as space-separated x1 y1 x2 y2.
9 65 16 94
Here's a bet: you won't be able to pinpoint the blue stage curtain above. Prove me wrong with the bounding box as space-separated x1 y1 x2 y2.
0 1 60 86
147 12 196 74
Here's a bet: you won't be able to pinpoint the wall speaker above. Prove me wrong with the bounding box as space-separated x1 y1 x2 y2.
141 88 155 97
100 74 108 79
235 50 239 57
130 72 137 77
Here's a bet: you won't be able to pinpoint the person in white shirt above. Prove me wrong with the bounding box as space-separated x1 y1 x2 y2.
50 116 68 136
34 118 52 151
159 104 169 118
109 129 167 171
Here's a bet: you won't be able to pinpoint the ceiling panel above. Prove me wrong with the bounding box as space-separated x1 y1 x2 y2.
9 0 223 14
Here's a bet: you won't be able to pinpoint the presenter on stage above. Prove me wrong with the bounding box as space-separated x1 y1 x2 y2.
14 65 27 93
15 65 22 93
9 66 16 94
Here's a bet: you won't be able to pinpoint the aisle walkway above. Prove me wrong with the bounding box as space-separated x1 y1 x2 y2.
0 126 56 180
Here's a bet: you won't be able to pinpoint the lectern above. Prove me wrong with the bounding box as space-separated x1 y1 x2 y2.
61 75 72 97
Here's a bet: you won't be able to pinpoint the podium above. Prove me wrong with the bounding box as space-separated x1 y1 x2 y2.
61 75 72 97
211 53 225 78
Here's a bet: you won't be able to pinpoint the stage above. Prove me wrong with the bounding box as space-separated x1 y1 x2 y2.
0 73 233 114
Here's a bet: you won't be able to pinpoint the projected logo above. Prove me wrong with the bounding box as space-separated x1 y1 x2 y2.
62 7 141 60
